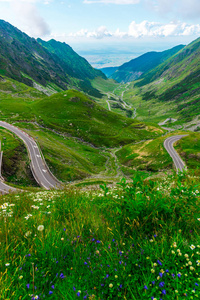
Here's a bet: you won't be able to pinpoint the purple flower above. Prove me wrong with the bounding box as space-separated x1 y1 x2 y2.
60 273 65 279
63 228 66 231
77 292 81 296
177 273 181 278
84 262 88 265
159 282 165 287
159 272 163 277
51 285 55 289
73 287 76 291
26 283 30 289
120 284 122 288
157 260 162 266
49 291 53 295
162 290 166 295
195 283 199 286
154 234 157 237
144 285 148 290
112 239 115 242
152 281 155 285
165 269 169 273
172 273 175 277
96 240 101 243
119 261 122 264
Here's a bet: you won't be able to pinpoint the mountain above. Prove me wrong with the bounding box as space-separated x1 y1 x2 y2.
110 45 185 83
99 66 118 78
0 20 105 97
37 38 106 81
136 37 200 122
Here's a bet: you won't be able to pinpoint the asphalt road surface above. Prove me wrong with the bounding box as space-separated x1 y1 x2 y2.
164 135 187 172
0 121 62 194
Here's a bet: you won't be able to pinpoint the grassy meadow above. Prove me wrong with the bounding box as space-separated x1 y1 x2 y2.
0 172 200 299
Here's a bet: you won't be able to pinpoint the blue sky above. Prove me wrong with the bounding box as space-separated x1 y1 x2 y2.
0 0 200 66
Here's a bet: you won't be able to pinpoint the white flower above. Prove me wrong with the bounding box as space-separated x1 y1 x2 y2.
196 260 200 266
197 218 200 221
25 231 32 237
5 263 10 266
37 225 44 231
190 245 196 250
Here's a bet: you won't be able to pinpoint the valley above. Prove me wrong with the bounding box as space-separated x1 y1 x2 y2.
0 17 199 300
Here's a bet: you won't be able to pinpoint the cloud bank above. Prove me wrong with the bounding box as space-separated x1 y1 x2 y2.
69 20 200 39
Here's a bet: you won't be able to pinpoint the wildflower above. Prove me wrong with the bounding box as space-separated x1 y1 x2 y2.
5 263 10 267
150 239 153 243
185 254 189 258
37 225 44 231
157 260 162 265
61 238 64 241
144 285 148 290
190 266 194 271
25 231 32 237
151 269 155 273
162 290 166 295
171 250 175 254
196 260 200 266
175 290 178 293
190 245 196 250
19 275 23 280
109 283 113 288
115 275 118 278
49 291 53 295
26 283 30 289
198 218 200 221
159 282 165 287
77 292 81 296
177 273 181 278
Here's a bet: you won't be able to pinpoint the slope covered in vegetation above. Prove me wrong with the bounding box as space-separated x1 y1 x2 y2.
0 173 199 299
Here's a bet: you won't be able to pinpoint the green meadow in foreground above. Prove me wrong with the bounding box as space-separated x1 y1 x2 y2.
0 172 199 299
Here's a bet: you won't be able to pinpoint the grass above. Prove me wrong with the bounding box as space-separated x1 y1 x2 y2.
0 127 37 187
116 131 200 173
0 172 199 299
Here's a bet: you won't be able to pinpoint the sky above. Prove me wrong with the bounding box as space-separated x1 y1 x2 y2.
0 0 200 67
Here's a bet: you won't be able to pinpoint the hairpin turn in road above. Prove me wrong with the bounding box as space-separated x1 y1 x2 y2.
0 121 62 194
164 135 188 173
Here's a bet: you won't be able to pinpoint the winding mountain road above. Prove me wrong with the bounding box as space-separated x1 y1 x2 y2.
0 121 62 194
164 135 187 172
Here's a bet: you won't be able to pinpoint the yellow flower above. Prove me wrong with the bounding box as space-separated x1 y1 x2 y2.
109 283 113 288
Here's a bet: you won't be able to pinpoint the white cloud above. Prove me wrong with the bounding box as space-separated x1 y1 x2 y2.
0 0 51 37
83 0 140 4
69 20 200 39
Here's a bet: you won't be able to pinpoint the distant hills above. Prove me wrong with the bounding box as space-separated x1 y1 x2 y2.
0 20 105 97
104 45 184 83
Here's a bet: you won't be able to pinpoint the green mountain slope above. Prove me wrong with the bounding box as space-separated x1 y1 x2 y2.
0 75 164 182
135 37 200 122
110 45 184 83
0 20 103 97
37 39 106 81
